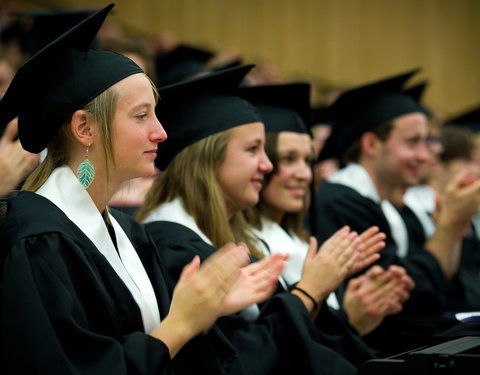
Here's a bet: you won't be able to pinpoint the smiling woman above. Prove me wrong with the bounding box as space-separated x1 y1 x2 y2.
240 82 415 365
216 122 272 217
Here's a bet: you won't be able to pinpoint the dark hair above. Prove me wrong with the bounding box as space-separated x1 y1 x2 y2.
343 121 394 164
440 124 475 162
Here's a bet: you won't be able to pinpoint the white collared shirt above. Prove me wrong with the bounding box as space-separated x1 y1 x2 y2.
403 184 436 239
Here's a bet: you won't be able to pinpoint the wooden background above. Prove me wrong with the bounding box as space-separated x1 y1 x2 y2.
16 0 480 117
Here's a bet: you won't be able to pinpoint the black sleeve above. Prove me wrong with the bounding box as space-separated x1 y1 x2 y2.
146 220 359 375
314 182 447 315
0 234 173 375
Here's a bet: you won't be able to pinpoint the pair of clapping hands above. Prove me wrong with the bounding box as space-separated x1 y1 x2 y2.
293 226 414 335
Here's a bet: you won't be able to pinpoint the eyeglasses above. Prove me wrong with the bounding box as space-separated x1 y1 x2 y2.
426 135 445 147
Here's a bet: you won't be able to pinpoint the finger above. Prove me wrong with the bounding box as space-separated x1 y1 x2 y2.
386 264 407 276
243 256 269 275
365 265 385 277
306 236 318 260
341 249 359 275
179 255 201 281
401 275 415 291
201 244 248 287
360 232 386 253
322 226 350 250
394 286 410 302
384 299 404 315
248 254 286 277
351 253 381 275
357 226 380 242
236 242 251 257
346 275 364 292
2 119 19 143
335 232 359 264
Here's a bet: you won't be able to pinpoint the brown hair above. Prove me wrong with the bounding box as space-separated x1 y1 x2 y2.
440 124 475 162
245 131 310 242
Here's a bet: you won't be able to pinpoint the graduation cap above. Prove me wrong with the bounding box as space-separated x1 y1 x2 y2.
155 64 262 170
310 105 330 127
0 3 143 153
155 44 214 86
446 105 480 133
318 69 423 162
237 82 311 134
403 81 432 118
13 8 98 56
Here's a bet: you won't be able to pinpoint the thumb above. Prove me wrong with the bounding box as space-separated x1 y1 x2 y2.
346 275 364 291
2 119 19 143
180 255 201 280
307 236 318 260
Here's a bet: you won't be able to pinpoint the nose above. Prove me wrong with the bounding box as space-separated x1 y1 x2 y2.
152 118 168 144
259 149 273 174
417 139 430 163
294 161 313 183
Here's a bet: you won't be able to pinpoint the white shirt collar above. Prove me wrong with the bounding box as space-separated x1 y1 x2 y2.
36 165 161 333
143 197 214 246
331 163 409 257
251 217 307 286
144 198 264 321
252 217 341 310
330 163 381 203
404 185 436 239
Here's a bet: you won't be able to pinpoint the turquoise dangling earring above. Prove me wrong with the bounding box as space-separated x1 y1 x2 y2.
77 146 95 188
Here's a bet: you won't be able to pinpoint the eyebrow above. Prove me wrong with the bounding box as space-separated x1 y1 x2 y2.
128 102 153 113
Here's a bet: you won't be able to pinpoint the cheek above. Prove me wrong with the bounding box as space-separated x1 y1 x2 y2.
262 181 280 204
385 144 412 168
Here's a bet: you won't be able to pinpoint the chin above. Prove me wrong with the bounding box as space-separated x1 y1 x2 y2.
137 166 156 178
244 196 259 210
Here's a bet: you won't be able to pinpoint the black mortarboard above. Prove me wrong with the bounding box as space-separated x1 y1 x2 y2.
310 105 330 127
318 69 423 161
155 64 262 170
446 105 480 133
155 44 214 86
13 8 98 56
0 3 143 153
403 81 432 118
237 83 310 134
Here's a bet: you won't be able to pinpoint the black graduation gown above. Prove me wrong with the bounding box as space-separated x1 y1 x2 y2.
145 220 360 374
313 181 459 356
399 204 480 312
311 300 378 366
0 192 256 375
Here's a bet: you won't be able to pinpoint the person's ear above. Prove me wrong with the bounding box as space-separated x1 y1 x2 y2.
361 132 381 158
70 110 94 146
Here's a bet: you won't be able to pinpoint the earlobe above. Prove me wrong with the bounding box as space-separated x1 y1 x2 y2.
71 110 93 146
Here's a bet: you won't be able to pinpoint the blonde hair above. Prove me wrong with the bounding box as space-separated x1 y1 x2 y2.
137 129 264 258
22 73 158 197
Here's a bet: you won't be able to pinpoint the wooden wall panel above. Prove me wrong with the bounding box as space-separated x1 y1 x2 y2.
17 0 480 116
